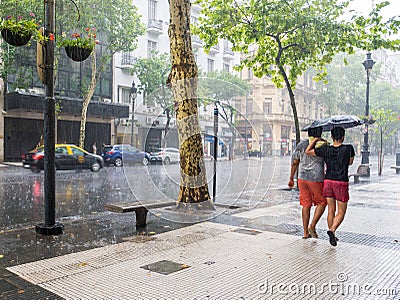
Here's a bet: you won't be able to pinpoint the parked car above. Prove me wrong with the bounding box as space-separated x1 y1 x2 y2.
101 144 150 166
149 148 180 164
248 148 261 157
22 144 104 173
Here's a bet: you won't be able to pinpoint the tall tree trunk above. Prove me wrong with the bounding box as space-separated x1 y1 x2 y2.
168 0 212 209
229 109 235 160
379 127 383 176
278 65 300 145
79 49 103 149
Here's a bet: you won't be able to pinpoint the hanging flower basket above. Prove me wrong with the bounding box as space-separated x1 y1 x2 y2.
58 28 98 62
0 13 42 47
1 28 31 46
64 46 92 62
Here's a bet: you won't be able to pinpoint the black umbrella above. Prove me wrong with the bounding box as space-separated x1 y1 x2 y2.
301 115 364 132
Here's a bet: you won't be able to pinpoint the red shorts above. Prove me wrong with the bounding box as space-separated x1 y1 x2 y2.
298 179 326 208
323 179 349 203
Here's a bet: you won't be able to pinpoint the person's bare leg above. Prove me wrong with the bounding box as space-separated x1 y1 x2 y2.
326 197 336 230
330 201 348 232
302 206 311 238
310 204 326 230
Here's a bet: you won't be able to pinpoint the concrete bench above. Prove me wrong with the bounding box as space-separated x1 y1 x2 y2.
104 201 176 229
349 164 369 183
390 165 400 174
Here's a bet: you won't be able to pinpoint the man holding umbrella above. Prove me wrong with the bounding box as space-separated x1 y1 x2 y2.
288 127 327 239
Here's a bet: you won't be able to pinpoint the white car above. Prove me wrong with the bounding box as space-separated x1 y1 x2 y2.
149 148 180 164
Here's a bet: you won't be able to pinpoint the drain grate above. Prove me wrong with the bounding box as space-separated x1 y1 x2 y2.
273 223 400 250
212 216 399 250
140 260 190 275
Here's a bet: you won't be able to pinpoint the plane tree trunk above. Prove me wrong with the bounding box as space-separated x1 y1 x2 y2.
168 0 213 209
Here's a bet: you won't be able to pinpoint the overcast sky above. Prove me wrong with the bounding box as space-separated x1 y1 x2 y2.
347 0 400 20
346 0 400 41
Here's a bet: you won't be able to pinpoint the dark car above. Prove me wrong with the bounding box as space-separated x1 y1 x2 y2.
248 148 261 157
22 144 104 173
101 144 150 166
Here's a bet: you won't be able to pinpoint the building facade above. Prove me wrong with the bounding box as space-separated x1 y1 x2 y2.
236 68 322 156
0 37 128 161
113 0 240 153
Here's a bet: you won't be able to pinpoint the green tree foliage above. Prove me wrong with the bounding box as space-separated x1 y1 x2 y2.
130 52 174 138
56 0 145 55
316 53 369 116
370 108 398 175
131 52 171 104
1 0 145 147
53 0 145 147
198 70 250 159
315 51 400 150
194 0 400 144
315 52 400 116
199 70 250 107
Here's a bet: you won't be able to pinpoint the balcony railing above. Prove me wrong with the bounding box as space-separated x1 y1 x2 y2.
209 44 220 54
192 35 203 48
147 19 163 35
121 54 135 68
223 47 234 59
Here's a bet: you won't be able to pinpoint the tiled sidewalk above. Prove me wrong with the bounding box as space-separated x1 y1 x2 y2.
7 215 400 299
3 169 400 299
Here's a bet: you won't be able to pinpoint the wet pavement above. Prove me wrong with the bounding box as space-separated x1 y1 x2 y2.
0 155 399 299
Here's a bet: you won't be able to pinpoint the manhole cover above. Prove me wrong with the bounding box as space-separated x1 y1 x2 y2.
140 260 190 275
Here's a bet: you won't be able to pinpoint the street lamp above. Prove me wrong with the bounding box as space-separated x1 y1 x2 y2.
130 80 138 146
36 0 63 235
361 53 375 176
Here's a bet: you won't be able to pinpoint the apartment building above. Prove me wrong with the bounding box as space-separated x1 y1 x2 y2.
113 0 240 153
236 68 322 156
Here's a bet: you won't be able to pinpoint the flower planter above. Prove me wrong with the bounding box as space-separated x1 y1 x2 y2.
64 46 92 62
1 29 32 47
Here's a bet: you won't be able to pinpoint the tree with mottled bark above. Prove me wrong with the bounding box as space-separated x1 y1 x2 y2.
168 0 213 208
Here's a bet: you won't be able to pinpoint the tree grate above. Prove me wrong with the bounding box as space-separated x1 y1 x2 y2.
140 260 191 275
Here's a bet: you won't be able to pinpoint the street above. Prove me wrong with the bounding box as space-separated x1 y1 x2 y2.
0 156 292 230
0 154 398 299
0 155 396 231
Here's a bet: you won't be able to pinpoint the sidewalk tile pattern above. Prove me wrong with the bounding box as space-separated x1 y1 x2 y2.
7 222 400 299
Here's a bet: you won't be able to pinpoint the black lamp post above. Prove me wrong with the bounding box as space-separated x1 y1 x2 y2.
130 81 138 146
361 53 375 176
36 0 63 235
